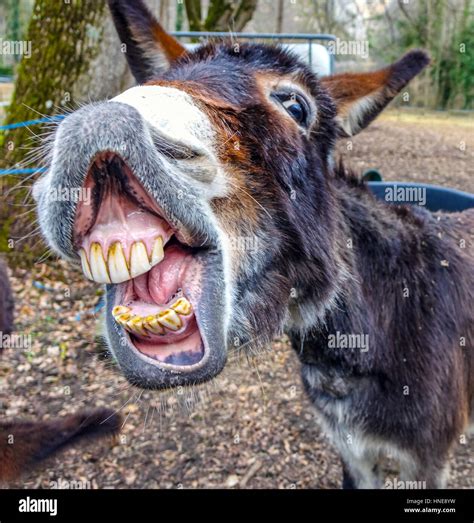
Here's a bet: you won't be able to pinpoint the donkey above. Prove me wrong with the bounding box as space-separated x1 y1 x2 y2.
0 258 121 484
33 0 473 489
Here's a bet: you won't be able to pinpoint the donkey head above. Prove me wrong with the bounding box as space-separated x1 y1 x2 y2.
34 0 428 389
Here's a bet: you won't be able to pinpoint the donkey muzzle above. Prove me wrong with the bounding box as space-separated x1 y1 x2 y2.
34 99 229 389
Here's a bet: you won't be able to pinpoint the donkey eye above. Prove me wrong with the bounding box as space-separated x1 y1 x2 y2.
283 99 305 123
272 92 310 127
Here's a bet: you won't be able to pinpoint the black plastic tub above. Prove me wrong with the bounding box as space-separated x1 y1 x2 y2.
368 181 474 213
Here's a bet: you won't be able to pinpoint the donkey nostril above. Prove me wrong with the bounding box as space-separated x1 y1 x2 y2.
151 133 204 162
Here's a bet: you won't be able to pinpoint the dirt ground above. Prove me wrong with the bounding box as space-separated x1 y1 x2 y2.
338 110 474 192
1 112 473 489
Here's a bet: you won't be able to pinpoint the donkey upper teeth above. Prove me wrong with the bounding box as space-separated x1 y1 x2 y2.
130 241 151 279
80 236 166 283
90 243 111 283
108 242 131 283
151 237 164 266
79 249 93 281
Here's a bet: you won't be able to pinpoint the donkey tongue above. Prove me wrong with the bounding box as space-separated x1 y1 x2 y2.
133 244 190 305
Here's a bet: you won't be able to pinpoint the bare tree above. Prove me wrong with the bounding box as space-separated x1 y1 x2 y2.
308 0 358 39
184 0 258 31
276 0 284 33
159 0 170 28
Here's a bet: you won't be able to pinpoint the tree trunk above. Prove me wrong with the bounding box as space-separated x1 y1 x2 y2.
230 0 259 31
73 11 133 103
185 0 203 31
0 0 108 259
2 0 108 167
159 0 171 29
184 0 258 32
275 0 284 33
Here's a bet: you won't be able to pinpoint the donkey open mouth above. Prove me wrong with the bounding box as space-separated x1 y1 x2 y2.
75 153 214 369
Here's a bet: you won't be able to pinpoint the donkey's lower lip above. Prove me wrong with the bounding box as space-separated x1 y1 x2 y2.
131 323 205 366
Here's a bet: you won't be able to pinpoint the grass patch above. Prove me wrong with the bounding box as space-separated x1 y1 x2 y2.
381 108 474 128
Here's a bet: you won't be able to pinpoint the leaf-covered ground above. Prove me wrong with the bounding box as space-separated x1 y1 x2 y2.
1 113 473 489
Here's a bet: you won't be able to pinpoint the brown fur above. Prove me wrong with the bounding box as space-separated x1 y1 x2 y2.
151 24 186 62
0 409 121 483
321 69 390 105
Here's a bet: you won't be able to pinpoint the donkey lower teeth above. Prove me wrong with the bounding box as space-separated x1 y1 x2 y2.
79 236 164 284
112 297 193 336
171 297 192 315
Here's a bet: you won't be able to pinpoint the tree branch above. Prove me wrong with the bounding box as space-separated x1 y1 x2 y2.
184 0 203 31
205 0 234 31
204 0 258 32
232 0 258 31
397 0 417 28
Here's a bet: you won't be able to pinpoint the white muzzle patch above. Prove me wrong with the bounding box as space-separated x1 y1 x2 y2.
111 85 214 156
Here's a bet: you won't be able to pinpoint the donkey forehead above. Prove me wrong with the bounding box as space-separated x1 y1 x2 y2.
111 85 215 151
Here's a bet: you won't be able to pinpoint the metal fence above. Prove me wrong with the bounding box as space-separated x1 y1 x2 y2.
171 31 337 74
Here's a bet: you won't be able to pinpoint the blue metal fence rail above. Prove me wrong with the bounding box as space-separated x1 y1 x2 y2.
0 115 65 175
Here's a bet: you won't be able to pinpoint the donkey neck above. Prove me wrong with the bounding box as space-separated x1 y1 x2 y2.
289 166 474 376
288 169 441 336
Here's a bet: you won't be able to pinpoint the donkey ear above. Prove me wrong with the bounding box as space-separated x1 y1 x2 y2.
321 50 430 137
108 0 187 83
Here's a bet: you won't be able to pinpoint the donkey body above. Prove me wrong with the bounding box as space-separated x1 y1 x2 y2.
290 176 474 488
34 0 473 488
